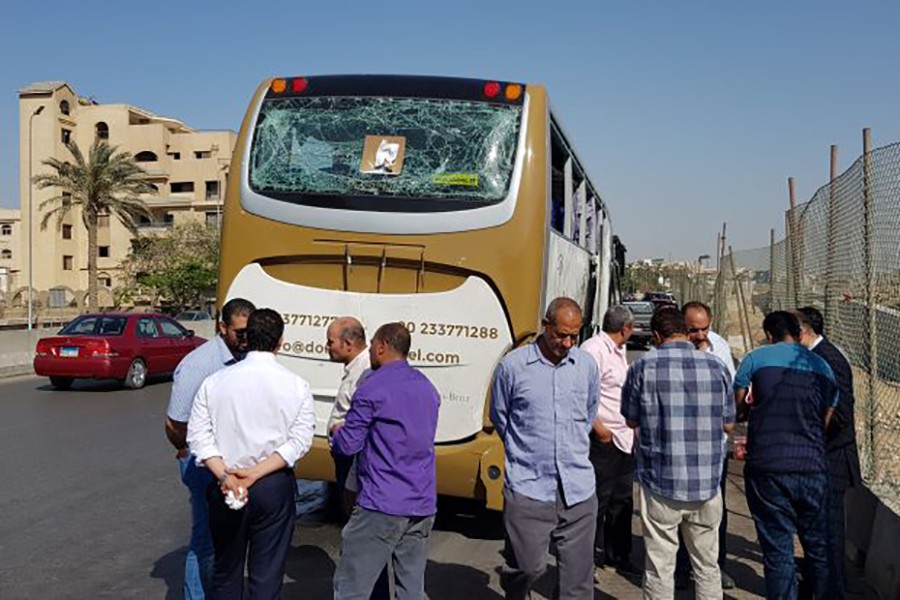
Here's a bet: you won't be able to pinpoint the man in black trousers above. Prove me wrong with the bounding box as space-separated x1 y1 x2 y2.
188 309 316 598
796 307 862 599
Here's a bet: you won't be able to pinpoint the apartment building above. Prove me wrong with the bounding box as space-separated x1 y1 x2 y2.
17 81 236 309
0 208 21 298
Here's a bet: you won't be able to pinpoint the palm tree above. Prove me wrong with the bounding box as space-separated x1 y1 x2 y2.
33 140 155 311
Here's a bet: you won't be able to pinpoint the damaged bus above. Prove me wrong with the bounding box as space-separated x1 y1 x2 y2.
218 75 619 509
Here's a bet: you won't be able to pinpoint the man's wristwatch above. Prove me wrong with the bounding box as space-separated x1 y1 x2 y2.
218 473 228 486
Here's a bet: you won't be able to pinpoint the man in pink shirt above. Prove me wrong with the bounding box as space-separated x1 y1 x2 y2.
581 305 640 578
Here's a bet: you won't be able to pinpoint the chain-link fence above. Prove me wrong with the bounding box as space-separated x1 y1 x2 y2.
711 139 900 513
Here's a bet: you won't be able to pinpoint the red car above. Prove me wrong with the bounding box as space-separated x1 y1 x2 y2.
34 313 207 390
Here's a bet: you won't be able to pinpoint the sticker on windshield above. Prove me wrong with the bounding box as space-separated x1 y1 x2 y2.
360 135 406 175
433 173 480 187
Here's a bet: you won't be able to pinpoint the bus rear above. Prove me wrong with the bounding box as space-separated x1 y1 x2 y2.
219 75 552 508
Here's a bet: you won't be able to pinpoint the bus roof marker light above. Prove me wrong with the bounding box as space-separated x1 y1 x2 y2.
292 77 308 93
271 78 287 93
505 84 522 101
483 81 501 99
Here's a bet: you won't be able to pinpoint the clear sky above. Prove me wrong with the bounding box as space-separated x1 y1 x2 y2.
2 0 899 260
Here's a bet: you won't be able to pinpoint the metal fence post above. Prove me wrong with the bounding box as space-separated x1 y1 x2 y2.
863 128 878 480
825 145 839 332
788 177 803 306
785 211 794 307
730 246 755 352
769 228 776 312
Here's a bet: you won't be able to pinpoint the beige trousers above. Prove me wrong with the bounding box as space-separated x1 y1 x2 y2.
639 484 723 600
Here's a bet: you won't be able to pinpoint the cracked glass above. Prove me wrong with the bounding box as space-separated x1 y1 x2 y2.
249 96 522 205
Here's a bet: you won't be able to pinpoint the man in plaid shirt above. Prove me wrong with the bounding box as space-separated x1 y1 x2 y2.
621 307 735 600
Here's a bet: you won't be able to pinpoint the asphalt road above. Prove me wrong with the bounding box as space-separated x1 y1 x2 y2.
0 362 793 600
0 374 521 599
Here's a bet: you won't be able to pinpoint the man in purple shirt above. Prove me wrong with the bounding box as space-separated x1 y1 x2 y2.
332 322 441 599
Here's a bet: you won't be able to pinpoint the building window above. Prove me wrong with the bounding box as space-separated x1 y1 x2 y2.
205 211 221 228
63 255 74 270
49 287 67 308
1 224 11 236
194 151 212 159
61 128 72 145
95 122 109 140
99 276 112 288
170 182 194 194
1 249 11 260
99 246 110 258
163 213 175 225
169 152 181 160
60 100 71 115
205 181 220 200
135 151 158 162
62 224 73 239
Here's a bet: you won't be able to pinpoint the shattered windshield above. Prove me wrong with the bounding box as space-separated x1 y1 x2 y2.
249 96 522 204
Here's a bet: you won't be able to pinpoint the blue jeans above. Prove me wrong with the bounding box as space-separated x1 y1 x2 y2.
179 455 215 599
745 469 830 600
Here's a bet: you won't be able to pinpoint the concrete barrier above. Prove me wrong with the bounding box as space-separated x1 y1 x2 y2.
0 328 50 378
0 320 216 379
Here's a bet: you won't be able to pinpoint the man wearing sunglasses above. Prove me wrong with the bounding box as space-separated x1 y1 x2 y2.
491 297 600 599
164 297 255 599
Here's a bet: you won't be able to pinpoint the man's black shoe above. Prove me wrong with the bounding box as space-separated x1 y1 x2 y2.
721 570 736 590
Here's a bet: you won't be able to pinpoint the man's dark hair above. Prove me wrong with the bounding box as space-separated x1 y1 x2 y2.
602 305 634 334
651 307 687 339
797 306 825 336
246 308 284 352
221 298 255 327
681 301 712 319
762 310 801 342
372 322 411 357
338 319 366 346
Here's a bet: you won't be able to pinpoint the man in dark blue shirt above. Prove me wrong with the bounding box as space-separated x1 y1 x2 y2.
796 306 862 598
734 311 838 600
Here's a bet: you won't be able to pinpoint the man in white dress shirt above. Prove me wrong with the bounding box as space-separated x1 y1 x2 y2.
677 301 736 591
188 308 316 599
325 316 371 499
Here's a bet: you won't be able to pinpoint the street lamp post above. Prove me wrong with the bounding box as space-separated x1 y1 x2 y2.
27 105 45 331
696 254 711 302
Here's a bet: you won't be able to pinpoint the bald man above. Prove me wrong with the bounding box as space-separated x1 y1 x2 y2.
491 297 600 599
326 317 371 494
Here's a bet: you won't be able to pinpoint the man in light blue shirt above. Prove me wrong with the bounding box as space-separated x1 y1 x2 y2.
491 297 600 600
164 298 255 599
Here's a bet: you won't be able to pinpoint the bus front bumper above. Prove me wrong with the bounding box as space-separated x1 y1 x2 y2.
294 431 506 511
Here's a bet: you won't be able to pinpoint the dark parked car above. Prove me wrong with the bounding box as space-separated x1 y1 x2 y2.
34 313 206 390
624 301 655 347
643 291 677 310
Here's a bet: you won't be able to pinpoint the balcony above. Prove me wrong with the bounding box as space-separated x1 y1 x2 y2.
137 221 174 232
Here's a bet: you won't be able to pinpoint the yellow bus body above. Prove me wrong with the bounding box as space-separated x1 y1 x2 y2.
219 76 612 510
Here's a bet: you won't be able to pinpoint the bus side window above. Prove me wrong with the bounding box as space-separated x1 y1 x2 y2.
550 123 569 235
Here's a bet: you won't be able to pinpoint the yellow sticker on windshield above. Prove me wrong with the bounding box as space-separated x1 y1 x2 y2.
433 173 479 187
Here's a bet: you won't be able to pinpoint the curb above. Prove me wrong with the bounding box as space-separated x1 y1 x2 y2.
0 364 35 379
